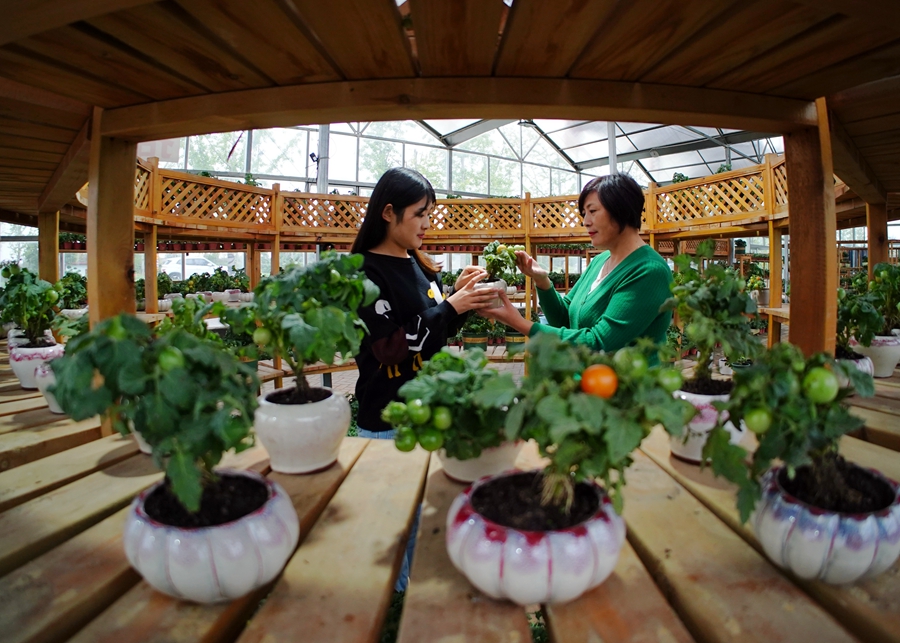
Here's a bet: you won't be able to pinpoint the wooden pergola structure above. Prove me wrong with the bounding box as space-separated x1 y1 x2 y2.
2 1 900 357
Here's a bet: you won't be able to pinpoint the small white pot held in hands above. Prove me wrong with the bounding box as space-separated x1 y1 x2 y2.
9 343 64 389
34 362 64 413
753 465 900 584
253 387 350 474
439 441 523 484
474 279 507 309
670 389 742 463
122 469 300 603
850 336 900 378
446 471 625 605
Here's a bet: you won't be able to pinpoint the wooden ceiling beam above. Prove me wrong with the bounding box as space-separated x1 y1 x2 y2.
828 109 887 204
0 1 162 46
100 77 817 142
37 119 90 213
790 1 900 35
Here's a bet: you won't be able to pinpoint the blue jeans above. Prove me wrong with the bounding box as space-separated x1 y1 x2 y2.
357 427 420 592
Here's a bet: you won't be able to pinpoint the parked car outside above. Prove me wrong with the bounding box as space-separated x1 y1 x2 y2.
159 255 225 281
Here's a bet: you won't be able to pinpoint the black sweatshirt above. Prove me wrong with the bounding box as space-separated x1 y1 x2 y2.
355 252 466 432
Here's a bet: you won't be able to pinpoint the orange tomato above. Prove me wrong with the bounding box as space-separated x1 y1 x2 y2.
580 364 618 398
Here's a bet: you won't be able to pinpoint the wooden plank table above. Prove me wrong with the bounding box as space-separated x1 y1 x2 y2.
847 370 900 452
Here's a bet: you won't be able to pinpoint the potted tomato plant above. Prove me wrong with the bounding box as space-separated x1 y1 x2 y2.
855 262 900 376
49 314 298 603
0 266 64 388
381 348 521 483
221 252 378 474
446 334 693 605
459 313 493 350
478 241 524 308
661 240 760 463
702 342 895 584
835 287 881 383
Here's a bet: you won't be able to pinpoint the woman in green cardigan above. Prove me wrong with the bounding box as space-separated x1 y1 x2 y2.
482 173 672 352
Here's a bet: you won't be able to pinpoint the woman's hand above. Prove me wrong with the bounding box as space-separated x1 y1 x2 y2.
477 292 532 334
514 251 552 290
446 279 498 314
453 265 488 291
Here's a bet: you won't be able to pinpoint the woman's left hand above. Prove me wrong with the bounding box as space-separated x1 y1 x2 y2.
454 265 488 291
477 292 531 334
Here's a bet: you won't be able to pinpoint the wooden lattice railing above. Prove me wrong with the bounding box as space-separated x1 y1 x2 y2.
134 155 788 241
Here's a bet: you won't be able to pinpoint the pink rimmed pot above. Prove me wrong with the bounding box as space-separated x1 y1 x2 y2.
445 470 625 605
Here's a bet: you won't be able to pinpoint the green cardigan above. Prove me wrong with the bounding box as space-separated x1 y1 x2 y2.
530 245 673 352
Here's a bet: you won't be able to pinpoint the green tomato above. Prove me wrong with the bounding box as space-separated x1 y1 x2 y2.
803 367 839 404
613 348 648 378
407 399 432 425
53 282 64 292
329 269 342 284
394 427 417 452
657 369 683 393
743 408 772 435
417 428 445 452
0 267 9 279
432 406 453 430
381 401 409 426
158 346 185 372
8 264 20 276
45 289 59 304
252 327 272 346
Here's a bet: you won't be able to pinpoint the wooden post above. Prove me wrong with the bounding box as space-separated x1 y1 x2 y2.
272 183 282 276
768 220 783 308
762 154 776 217
247 243 260 290
867 201 889 280
784 97 836 356
523 192 532 325
37 211 59 283
645 182 657 247
86 106 137 328
144 225 158 313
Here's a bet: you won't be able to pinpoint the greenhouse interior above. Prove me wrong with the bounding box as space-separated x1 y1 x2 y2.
0 2 899 642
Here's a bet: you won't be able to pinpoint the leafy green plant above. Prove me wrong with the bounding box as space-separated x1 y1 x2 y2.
661 240 760 385
0 266 58 345
836 288 884 356
157 297 224 344
50 314 260 512
482 241 522 280
381 349 510 458
221 252 378 400
157 272 175 298
135 278 145 303
704 342 875 521
672 172 690 184
460 314 493 335
868 262 900 335
478 333 693 512
746 275 766 292
55 272 87 309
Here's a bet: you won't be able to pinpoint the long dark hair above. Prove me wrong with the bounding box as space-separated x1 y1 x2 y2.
578 174 645 232
351 167 440 276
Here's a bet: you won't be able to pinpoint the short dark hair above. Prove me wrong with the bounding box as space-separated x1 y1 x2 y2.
350 167 439 274
578 174 645 232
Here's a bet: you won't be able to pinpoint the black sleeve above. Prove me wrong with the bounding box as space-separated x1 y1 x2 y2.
358 269 459 366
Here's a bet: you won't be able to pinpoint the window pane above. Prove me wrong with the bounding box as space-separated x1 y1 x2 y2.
252 129 309 177
489 158 520 197
359 138 402 183
551 169 578 196
187 132 247 172
405 145 448 190
328 133 357 182
451 152 487 194
523 164 549 197
365 121 435 144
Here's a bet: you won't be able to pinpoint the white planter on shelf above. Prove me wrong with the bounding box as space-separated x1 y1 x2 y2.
253 387 350 474
240 292 254 302
9 343 64 389
34 362 63 413
670 389 743 463
438 441 523 484
157 300 172 312
836 354 875 388
211 292 228 302
851 336 900 378
753 465 900 584
225 289 242 302
474 279 507 309
122 469 299 603
446 471 625 605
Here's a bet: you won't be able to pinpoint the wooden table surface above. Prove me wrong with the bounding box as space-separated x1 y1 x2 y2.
1 346 899 643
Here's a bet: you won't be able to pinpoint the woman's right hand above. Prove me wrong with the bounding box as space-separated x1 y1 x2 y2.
446 280 499 314
514 251 552 290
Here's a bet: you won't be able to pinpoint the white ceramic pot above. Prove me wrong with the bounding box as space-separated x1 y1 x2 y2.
851 336 900 378
133 429 152 455
474 279 507 309
34 362 63 414
670 389 743 463
59 308 88 320
753 465 900 584
836 355 875 388
505 286 517 296
164 293 183 300
439 442 524 484
157 300 172 312
240 292 254 302
253 387 350 474
10 343 64 389
123 469 300 603
446 471 625 605
7 328 53 348
717 358 732 376
225 289 242 302
211 292 228 302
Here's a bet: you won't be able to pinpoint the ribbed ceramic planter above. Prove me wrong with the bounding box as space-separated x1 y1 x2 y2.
34 362 63 413
670 389 743 463
253 387 349 474
474 279 507 309
753 465 900 584
10 343 64 389
446 471 625 605
851 336 900 378
123 469 299 603
836 355 875 388
439 442 523 484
